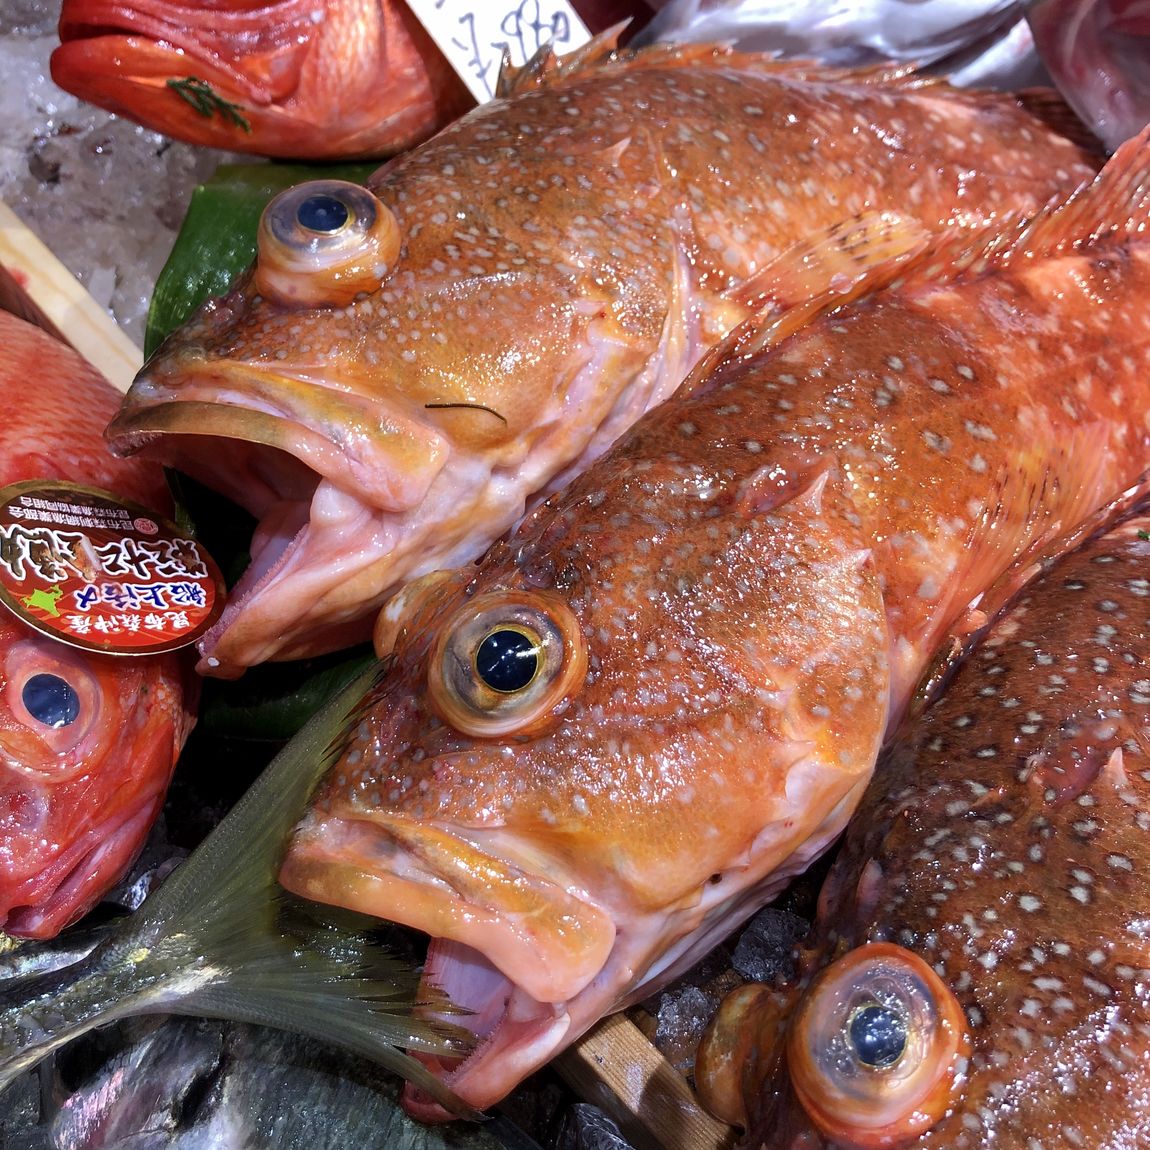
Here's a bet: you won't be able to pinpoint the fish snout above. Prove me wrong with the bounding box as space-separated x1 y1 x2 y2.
280 810 616 1005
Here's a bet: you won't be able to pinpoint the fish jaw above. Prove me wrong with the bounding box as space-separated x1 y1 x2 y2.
281 753 873 1118
110 277 693 673
283 813 618 1005
51 0 471 159
0 790 166 938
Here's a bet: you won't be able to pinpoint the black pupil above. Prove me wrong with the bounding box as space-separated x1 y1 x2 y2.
848 1003 907 1069
23 674 80 729
297 193 349 233
475 629 540 693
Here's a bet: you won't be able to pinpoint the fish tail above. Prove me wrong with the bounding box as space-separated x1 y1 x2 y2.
0 664 476 1116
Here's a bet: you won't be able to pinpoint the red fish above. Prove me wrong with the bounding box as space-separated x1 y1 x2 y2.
49 0 475 161
0 312 193 938
277 128 1150 1117
698 481 1150 1149
105 40 1099 678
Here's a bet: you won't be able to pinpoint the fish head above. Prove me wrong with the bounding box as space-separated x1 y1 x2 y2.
280 444 891 1114
50 0 470 159
108 164 663 674
0 614 192 938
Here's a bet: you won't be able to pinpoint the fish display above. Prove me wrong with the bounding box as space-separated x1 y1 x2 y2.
0 312 193 939
696 488 1150 1149
49 0 474 161
106 38 1101 678
276 127 1150 1119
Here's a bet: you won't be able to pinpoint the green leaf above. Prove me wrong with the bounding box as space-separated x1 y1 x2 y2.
145 161 376 358
199 646 379 742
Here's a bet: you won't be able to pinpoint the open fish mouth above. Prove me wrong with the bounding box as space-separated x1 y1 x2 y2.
107 359 450 515
106 360 455 673
280 810 625 1112
1 793 165 939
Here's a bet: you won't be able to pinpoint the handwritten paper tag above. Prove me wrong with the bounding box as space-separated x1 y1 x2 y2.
406 0 592 102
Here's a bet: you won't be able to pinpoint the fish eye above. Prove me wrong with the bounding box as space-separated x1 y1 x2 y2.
254 179 401 307
2 639 103 772
428 591 587 738
849 1002 907 1068
295 192 351 234
21 674 80 729
475 626 541 693
787 942 970 1149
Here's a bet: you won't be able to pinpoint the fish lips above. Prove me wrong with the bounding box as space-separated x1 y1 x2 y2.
280 810 617 1007
53 0 304 106
107 359 448 518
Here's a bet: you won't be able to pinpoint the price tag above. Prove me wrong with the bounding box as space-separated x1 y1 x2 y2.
0 481 225 656
406 0 592 102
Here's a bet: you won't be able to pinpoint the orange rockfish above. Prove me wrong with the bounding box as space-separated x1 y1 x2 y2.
0 312 194 938
277 127 1150 1117
49 0 474 161
105 38 1100 679
697 483 1150 1149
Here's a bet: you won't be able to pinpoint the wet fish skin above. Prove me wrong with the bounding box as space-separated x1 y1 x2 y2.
49 0 474 161
711 491 1150 1150
278 130 1150 1119
0 313 193 940
105 40 1101 678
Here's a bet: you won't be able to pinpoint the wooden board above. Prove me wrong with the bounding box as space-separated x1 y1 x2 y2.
0 199 141 393
557 1014 737 1150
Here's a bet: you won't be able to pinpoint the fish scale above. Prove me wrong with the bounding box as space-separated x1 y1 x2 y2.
716 498 1150 1149
107 38 1100 677
277 131 1150 1119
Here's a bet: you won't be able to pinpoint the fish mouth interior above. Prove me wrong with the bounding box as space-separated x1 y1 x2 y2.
112 421 395 669
2 795 163 939
402 937 573 1120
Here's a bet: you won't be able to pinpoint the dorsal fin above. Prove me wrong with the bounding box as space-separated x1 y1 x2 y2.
694 123 1150 381
496 24 629 97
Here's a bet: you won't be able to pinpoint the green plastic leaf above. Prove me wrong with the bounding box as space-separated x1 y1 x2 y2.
145 161 376 358
199 646 378 742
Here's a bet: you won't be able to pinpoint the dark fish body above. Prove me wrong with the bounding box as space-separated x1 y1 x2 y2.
278 133 1150 1116
708 489 1150 1149
44 1016 506 1150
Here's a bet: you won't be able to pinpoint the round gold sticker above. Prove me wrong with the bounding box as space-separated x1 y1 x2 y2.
0 481 226 655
